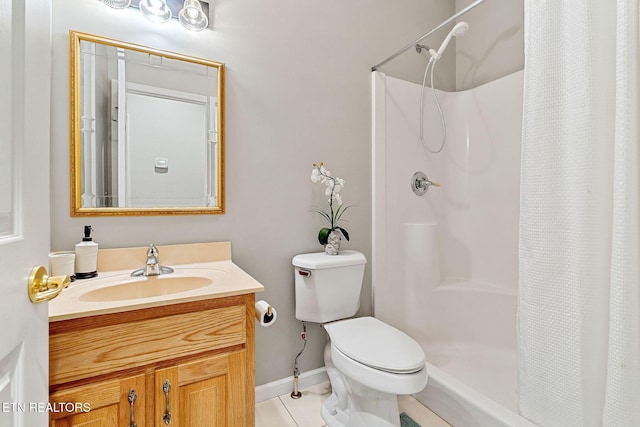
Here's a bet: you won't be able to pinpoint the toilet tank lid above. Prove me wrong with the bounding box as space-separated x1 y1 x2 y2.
292 250 367 269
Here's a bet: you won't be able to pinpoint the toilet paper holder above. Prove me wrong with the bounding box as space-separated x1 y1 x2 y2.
264 305 274 322
255 300 277 327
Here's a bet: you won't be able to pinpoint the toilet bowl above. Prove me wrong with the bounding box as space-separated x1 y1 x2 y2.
292 251 428 427
322 317 427 427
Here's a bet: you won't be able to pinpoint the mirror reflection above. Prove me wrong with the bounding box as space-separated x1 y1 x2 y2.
70 31 224 216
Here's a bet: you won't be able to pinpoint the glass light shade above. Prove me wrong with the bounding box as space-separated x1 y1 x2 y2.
101 0 131 9
139 0 172 23
178 0 209 32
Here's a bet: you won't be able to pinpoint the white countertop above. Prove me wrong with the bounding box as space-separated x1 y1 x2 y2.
49 260 264 322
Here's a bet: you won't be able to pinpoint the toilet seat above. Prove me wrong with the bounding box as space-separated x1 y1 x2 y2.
324 316 425 374
325 317 428 396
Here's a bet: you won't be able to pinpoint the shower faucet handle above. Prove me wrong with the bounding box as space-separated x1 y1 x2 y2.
411 171 440 196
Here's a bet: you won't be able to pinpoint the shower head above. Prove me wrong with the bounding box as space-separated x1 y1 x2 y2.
430 21 469 60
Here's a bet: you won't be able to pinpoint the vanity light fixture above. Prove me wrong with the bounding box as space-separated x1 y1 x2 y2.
178 0 208 31
139 0 172 23
101 0 131 9
100 0 211 31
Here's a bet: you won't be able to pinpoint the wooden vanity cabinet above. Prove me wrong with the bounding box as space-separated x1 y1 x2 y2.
154 350 248 426
49 374 146 426
49 294 255 427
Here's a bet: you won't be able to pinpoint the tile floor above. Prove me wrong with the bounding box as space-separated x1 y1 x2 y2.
255 382 451 427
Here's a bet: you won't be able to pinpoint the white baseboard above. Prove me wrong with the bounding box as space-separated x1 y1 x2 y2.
255 367 329 403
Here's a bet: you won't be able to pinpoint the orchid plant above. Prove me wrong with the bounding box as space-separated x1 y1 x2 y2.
311 162 351 245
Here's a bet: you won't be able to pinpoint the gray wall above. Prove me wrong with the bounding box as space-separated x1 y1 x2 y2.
373 0 524 91
455 0 524 90
50 0 453 386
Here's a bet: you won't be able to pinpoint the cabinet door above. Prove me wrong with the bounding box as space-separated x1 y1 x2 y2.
49 374 145 427
155 350 249 427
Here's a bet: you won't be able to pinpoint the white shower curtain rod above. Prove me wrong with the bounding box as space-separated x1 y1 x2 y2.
371 0 488 71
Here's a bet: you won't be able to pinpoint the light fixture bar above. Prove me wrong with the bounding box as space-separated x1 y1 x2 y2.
129 0 210 28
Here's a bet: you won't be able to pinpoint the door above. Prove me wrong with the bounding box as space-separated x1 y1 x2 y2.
0 0 52 425
123 84 209 208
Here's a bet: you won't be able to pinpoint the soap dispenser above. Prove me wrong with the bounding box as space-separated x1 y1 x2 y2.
75 225 98 279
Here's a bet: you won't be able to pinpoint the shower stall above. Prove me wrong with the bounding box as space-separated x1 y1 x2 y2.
370 1 532 420
372 67 532 427
373 0 640 425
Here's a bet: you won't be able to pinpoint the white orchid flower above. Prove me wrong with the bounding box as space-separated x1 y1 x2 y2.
322 174 341 189
325 181 341 194
311 164 332 184
311 168 322 183
311 162 352 247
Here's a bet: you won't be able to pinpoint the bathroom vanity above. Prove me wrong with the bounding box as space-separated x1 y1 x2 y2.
48 242 263 426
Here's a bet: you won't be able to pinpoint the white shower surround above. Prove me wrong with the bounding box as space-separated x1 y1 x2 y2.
372 70 534 426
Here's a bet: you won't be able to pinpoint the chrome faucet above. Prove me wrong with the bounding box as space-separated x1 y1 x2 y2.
131 244 174 277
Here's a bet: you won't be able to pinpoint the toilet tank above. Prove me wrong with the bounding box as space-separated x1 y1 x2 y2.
292 250 367 323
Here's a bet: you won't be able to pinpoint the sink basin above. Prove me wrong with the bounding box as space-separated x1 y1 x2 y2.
48 243 266 322
79 276 213 302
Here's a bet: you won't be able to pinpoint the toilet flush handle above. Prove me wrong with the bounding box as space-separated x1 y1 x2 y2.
298 269 312 277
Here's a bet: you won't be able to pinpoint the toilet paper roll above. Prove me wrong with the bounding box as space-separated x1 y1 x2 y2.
255 300 277 327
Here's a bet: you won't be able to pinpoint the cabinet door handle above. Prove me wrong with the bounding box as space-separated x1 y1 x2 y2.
162 379 172 425
128 389 137 427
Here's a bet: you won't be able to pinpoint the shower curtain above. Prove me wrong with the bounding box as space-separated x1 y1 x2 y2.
519 1 639 426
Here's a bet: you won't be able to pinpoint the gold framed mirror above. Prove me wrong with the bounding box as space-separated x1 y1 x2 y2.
69 31 224 216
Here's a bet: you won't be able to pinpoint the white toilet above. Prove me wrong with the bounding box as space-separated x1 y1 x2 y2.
292 250 427 427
